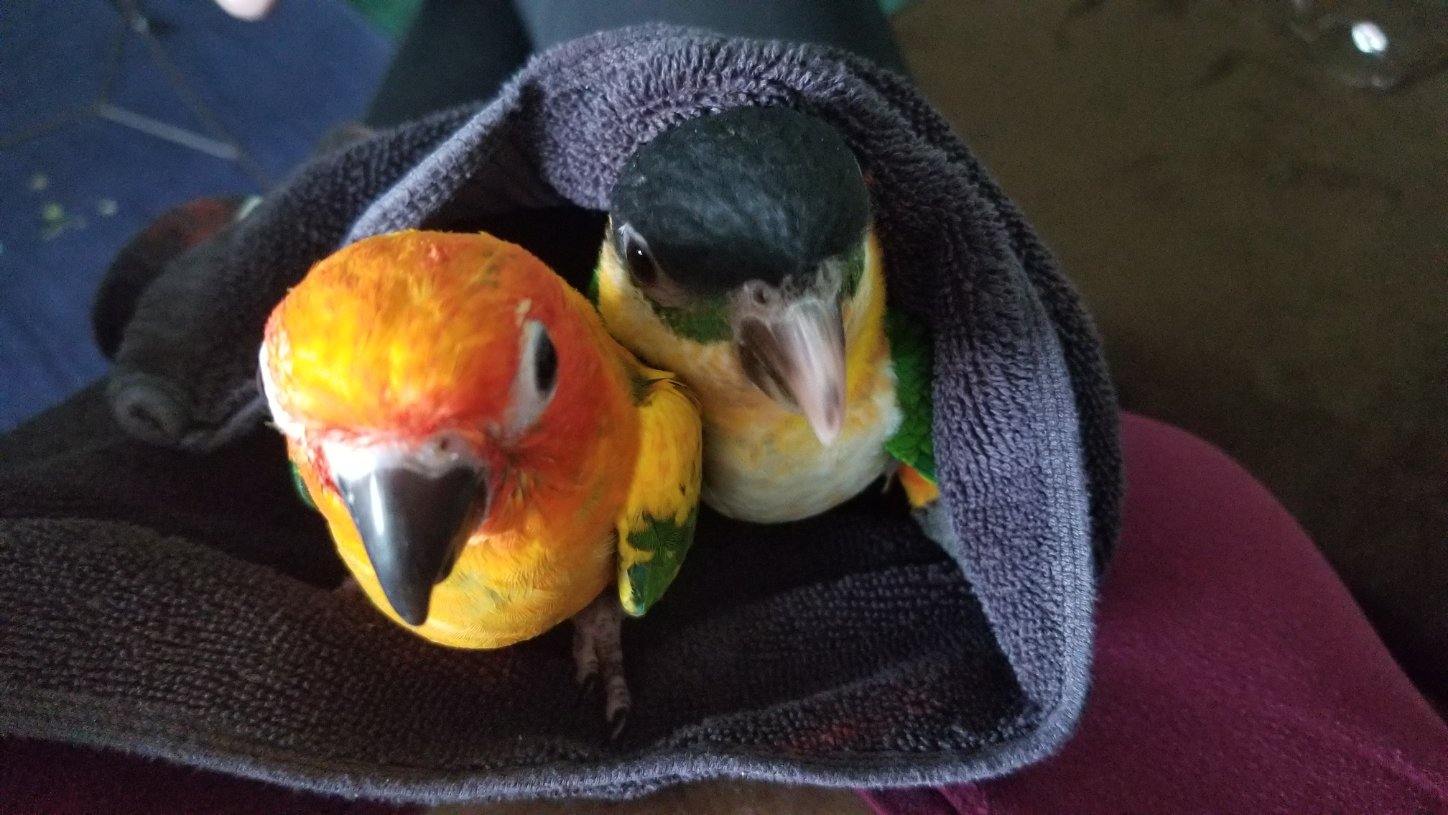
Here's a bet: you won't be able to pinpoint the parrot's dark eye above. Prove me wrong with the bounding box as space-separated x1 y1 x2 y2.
533 325 558 396
617 223 659 288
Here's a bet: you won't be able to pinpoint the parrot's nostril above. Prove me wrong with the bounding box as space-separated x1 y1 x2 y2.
109 376 191 445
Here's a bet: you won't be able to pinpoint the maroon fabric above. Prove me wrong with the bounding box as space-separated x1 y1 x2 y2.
0 738 413 815
864 413 1448 814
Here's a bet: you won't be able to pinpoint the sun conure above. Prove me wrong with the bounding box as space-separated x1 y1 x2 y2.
259 230 702 734
593 106 937 524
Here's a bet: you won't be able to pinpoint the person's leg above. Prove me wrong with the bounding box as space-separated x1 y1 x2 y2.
367 0 905 129
514 0 908 74
365 0 533 127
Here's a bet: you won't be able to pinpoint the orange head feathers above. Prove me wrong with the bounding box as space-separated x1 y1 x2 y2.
266 230 604 440
260 230 638 627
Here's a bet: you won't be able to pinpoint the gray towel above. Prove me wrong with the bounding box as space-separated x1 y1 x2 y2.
0 26 1120 802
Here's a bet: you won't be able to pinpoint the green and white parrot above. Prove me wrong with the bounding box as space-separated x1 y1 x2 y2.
593 106 939 524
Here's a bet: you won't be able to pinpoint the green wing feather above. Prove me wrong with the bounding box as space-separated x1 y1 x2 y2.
620 507 699 617
883 308 936 481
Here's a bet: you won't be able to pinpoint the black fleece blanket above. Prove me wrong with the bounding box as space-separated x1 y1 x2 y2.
0 26 1120 802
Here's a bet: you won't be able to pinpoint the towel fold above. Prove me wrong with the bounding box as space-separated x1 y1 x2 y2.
0 26 1118 802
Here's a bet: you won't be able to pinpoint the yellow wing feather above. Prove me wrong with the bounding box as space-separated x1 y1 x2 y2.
614 367 704 616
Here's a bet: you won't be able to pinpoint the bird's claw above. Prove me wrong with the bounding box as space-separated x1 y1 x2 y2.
604 672 631 739
571 593 632 740
607 704 630 741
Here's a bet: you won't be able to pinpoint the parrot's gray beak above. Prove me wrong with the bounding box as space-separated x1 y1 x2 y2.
735 294 847 446
333 454 486 627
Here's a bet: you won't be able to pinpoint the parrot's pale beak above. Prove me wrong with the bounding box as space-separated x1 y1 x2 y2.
334 456 486 626
735 295 847 446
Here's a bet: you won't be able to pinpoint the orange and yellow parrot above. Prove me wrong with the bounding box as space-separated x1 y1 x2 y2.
258 230 702 734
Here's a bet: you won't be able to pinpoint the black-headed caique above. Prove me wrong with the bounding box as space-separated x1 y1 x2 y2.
593 107 936 524
259 230 702 734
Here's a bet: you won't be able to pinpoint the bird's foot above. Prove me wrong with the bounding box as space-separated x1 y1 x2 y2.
571 593 630 739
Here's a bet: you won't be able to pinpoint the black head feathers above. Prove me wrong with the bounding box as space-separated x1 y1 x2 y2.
609 107 870 294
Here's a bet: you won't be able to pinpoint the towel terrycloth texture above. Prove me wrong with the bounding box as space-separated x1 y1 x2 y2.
864 415 1448 814
0 26 1120 801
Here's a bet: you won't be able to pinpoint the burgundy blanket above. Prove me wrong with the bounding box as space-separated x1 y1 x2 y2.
865 413 1448 813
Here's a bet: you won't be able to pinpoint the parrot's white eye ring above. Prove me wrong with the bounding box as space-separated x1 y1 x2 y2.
505 318 558 436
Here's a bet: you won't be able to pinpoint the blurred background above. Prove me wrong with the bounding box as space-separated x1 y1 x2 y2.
2 1 1444 813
